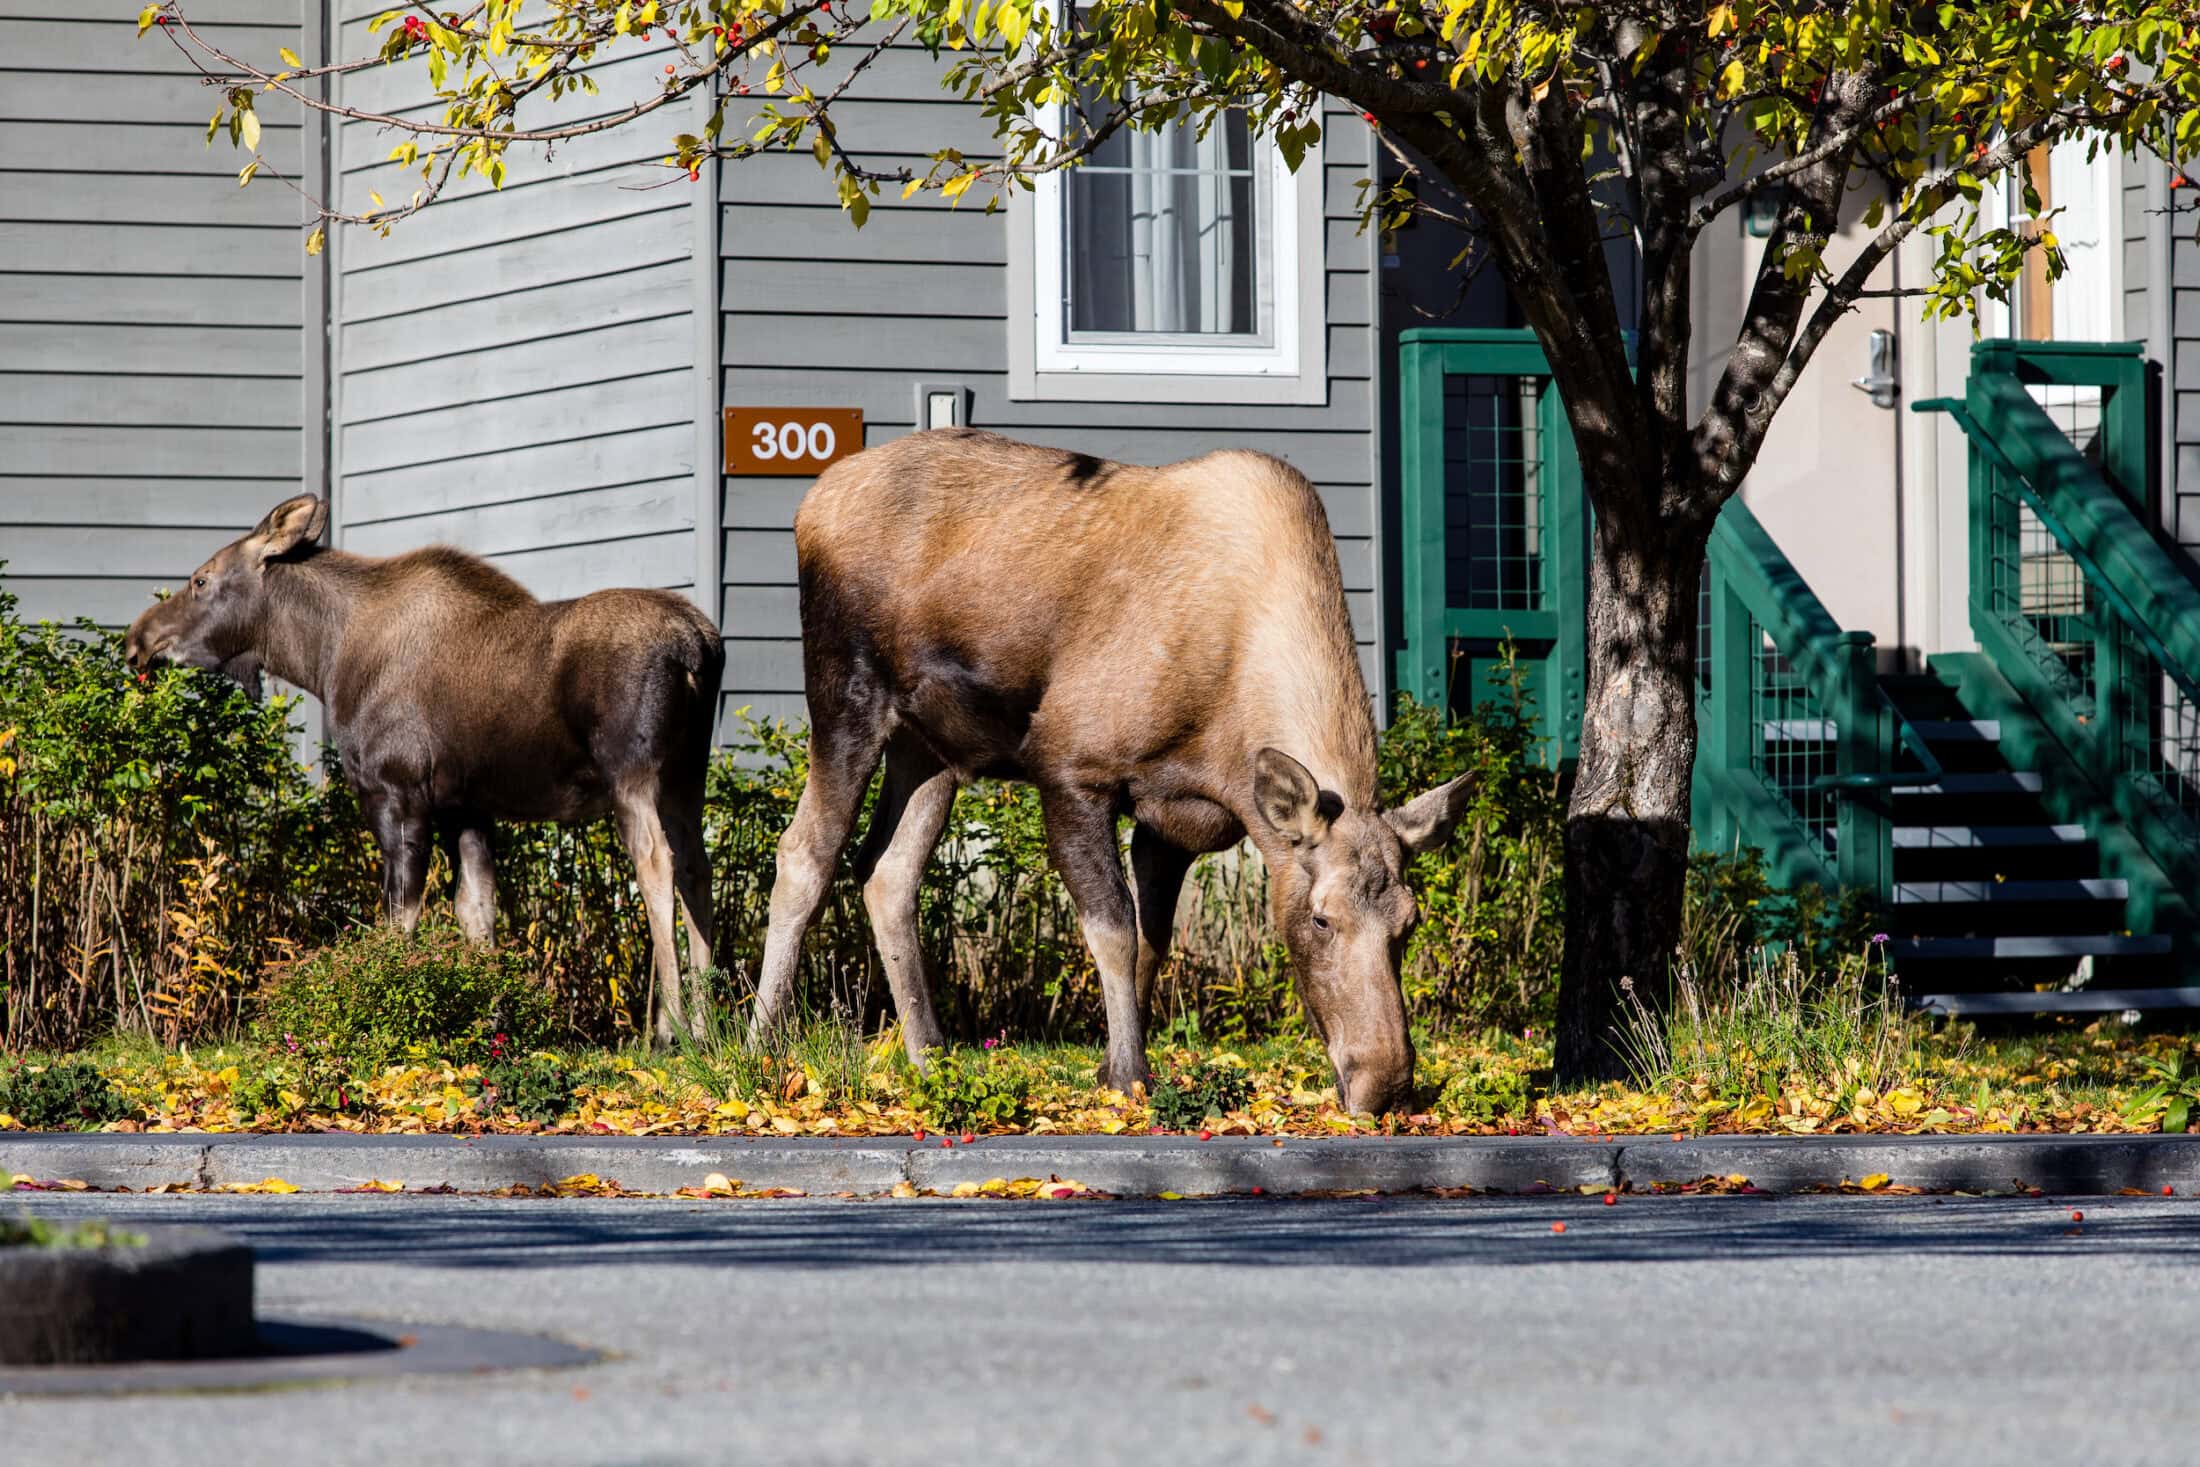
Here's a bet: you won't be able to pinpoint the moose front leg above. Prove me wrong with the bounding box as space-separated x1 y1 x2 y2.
364 793 431 934
1040 785 1150 1097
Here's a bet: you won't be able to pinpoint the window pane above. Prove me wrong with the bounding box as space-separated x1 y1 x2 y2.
1065 111 1261 336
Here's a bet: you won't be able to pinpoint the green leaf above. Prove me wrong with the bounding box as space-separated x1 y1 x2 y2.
2165 1096 2190 1134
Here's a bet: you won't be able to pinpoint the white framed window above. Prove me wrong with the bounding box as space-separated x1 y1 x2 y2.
1009 102 1327 404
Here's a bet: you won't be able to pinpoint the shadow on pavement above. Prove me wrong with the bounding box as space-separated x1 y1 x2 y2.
23 1194 2199 1273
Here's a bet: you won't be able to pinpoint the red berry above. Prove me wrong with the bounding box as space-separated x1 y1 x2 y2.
2166 1185 2177 1196
1250 1186 1264 1196
1551 1221 1566 1234
912 1128 925 1141
2071 1210 2084 1222
1360 111 1377 124
665 63 676 73
1198 1129 1213 1141
959 1133 974 1145
940 1138 953 1148
1603 1193 1617 1206
1414 58 1427 70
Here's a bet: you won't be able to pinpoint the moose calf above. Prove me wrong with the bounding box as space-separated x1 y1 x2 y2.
125 496 723 1041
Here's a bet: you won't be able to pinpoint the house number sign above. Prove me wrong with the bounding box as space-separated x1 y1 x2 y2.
723 406 864 475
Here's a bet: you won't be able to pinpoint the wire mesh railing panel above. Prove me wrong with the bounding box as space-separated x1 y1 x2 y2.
1984 469 2099 719
1442 373 1545 611
2111 637 2200 864
1747 615 1838 858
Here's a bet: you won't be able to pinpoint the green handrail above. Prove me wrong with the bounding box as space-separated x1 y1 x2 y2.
1695 496 1938 898
1915 338 2200 887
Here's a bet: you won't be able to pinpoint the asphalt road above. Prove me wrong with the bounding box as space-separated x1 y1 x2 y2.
5 1191 2199 1466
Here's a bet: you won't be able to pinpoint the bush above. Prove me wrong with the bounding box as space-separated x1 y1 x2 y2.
477 1048 585 1125
0 1060 132 1131
1147 1059 1253 1129
907 1047 1032 1132
1435 1063 1531 1126
256 926 560 1065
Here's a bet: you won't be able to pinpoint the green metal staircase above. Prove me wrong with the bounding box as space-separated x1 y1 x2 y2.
1396 331 2200 1012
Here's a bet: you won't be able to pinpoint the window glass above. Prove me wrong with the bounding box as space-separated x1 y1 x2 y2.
1063 109 1264 339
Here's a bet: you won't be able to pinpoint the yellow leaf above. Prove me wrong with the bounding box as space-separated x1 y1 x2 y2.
240 108 261 152
1707 2 1734 35
137 4 160 36
1725 1173 1749 1186
701 1172 738 1196
890 1180 919 1199
304 225 324 257
950 1181 981 1198
1716 60 1745 100
1157 1190 1185 1200
369 190 384 208
237 159 260 187
279 45 303 67
1858 1172 1891 1191
354 1178 401 1193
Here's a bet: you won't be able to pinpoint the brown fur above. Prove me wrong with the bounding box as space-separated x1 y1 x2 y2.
124 496 724 1043
754 430 1476 1113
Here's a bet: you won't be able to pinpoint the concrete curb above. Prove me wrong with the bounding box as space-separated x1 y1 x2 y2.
8 1131 2200 1198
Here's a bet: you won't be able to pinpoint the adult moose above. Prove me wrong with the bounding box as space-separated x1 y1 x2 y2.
123 495 723 1041
754 429 1476 1115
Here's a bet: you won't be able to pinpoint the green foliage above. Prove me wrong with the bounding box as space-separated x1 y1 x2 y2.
1382 652 1567 1032
0 1215 145 1249
2128 1051 2200 1134
0 1060 131 1131
1435 1062 1531 1125
1618 943 1917 1115
477 1048 586 1125
255 925 560 1067
908 1047 1033 1131
0 580 380 1050
1146 1058 1253 1129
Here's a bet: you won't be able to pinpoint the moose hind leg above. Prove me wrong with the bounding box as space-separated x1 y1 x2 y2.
451 824 497 947
1129 824 1193 1022
660 787 715 1040
1041 786 1150 1096
751 703 888 1043
853 736 955 1063
614 783 686 1047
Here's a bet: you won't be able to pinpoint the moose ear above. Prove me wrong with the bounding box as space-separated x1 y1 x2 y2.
1384 771 1478 856
247 494 328 564
1252 748 1333 849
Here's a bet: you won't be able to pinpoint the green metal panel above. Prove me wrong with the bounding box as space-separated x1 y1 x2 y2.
1392 328 1588 764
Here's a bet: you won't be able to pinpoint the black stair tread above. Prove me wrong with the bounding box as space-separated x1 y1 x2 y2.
1891 877 2127 904
1915 987 2200 1016
1910 719 2000 742
1889 933 2172 959
1884 824 2090 849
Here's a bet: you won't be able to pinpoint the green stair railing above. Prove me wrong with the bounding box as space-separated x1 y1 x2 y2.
1396 329 1593 763
1692 496 1941 897
1917 340 2200 889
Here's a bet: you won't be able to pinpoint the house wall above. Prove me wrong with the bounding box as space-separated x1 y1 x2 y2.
325 2 709 615
715 67 1384 732
0 0 313 627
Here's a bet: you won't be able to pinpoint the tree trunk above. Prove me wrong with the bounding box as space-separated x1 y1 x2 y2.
1554 505 1709 1083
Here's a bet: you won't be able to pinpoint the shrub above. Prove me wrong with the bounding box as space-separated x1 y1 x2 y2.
907 1047 1032 1131
1435 1063 1531 1126
477 1047 585 1125
1147 1059 1253 1130
0 1060 132 1131
256 926 560 1065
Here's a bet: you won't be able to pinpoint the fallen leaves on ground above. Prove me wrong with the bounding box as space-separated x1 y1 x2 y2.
8 1023 2200 1144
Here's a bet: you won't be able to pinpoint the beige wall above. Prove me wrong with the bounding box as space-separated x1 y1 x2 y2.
1690 190 1908 664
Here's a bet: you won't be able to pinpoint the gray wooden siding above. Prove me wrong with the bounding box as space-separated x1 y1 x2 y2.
327 1 700 608
0 0 309 627
717 83 1382 731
